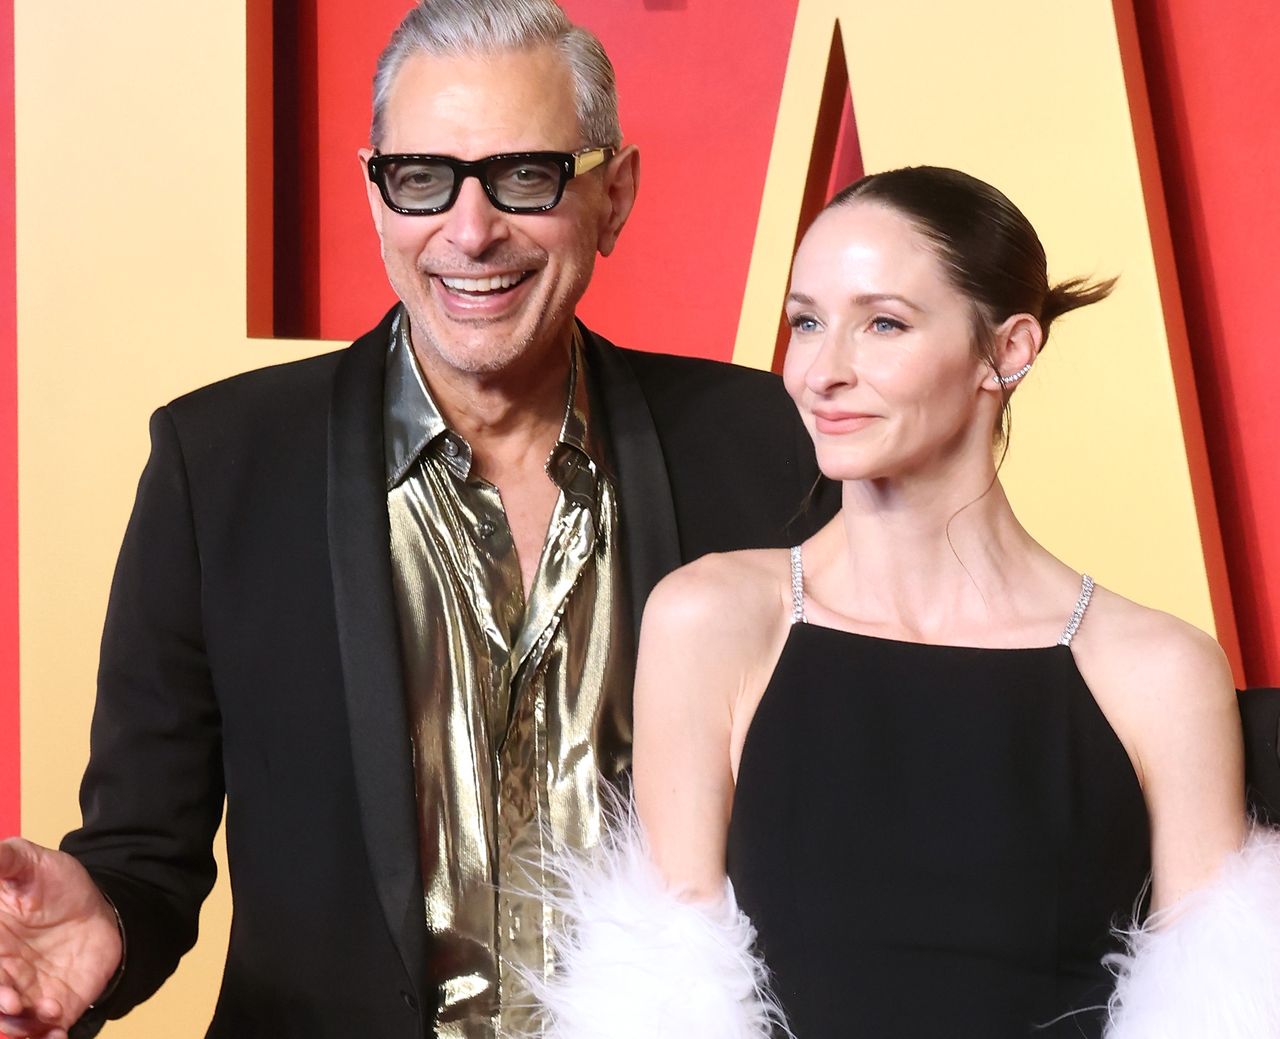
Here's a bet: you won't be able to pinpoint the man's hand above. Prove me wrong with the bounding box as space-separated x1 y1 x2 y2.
0 839 123 1039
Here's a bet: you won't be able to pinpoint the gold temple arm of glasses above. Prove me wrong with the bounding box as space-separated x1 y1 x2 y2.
572 147 615 177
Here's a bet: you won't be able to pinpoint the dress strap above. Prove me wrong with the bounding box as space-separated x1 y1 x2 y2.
1056 574 1095 647
789 545 807 625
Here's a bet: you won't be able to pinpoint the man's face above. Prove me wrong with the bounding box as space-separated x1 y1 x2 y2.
360 46 636 381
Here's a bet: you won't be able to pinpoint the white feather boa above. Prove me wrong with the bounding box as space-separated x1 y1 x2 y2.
515 805 789 1039
518 812 1280 1037
1105 825 1280 1038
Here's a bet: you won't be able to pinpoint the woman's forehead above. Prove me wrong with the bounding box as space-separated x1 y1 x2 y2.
793 203 952 299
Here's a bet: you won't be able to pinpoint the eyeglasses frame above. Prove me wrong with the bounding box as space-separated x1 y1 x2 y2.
366 147 616 216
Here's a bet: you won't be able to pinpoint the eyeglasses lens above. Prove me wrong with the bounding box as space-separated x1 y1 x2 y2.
486 157 563 208
383 160 455 211
380 156 565 212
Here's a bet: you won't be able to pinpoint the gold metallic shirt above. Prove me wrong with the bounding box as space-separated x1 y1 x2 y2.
383 310 633 1038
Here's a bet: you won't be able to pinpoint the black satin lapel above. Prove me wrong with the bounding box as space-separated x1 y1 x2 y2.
582 324 681 643
326 316 428 996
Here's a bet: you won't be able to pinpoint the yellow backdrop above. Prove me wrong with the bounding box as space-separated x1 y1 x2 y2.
15 0 1230 1035
737 0 1230 652
16 2 315 1032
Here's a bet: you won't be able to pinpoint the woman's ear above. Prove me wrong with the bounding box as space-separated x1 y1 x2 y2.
983 313 1044 391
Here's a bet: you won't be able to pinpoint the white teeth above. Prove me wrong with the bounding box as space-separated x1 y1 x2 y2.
440 272 527 293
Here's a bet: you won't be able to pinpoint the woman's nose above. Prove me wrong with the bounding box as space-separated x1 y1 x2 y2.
805 334 856 394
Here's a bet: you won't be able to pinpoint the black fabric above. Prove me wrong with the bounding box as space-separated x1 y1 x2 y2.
583 325 840 638
1240 687 1280 822
727 626 1151 1039
60 311 836 1038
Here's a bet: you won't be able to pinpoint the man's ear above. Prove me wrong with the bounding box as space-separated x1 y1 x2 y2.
357 147 385 241
982 312 1044 391
597 145 639 257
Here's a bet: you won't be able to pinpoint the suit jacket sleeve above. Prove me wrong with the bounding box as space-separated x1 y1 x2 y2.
61 405 224 1026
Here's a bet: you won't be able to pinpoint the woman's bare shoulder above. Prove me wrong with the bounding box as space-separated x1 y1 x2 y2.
1072 588 1246 909
1072 584 1238 785
1076 585 1232 697
643 548 792 641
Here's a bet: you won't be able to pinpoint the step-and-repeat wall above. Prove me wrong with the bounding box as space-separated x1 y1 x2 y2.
2 1 1277 1033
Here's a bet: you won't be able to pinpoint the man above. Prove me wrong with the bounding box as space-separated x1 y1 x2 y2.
0 2 831 1037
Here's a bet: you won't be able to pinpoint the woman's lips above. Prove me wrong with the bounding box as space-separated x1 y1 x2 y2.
813 410 879 435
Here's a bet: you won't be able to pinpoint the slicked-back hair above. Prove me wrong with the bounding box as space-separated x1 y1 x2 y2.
827 167 1115 354
826 166 1116 443
370 0 622 149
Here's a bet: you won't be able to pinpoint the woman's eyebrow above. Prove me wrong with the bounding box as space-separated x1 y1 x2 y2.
785 291 926 312
850 292 925 312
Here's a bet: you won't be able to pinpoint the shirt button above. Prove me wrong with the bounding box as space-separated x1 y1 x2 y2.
477 519 496 538
442 438 459 457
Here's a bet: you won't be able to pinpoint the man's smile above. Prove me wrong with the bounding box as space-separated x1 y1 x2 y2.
438 270 534 296
429 269 538 315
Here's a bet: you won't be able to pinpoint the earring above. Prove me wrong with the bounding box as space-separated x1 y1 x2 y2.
993 362 1032 386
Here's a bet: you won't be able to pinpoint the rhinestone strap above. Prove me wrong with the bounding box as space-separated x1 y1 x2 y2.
1057 573 1095 647
790 545 807 625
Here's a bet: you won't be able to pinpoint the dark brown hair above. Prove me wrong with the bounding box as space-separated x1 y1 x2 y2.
827 166 1115 440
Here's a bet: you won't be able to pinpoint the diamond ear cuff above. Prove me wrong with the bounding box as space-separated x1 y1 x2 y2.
993 362 1032 386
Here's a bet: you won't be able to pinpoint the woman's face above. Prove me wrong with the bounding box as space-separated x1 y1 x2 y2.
782 202 996 485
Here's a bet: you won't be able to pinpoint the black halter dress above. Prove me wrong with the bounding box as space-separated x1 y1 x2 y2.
725 549 1150 1038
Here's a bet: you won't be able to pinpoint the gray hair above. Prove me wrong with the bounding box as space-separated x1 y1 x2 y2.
370 0 622 149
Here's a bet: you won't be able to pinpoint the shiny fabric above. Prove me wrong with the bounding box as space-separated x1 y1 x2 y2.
384 310 633 1038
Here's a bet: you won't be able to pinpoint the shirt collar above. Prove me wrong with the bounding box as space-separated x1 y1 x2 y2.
384 308 453 488
383 307 600 507
545 335 598 512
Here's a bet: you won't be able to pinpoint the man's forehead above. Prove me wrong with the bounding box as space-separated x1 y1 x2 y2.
380 46 581 154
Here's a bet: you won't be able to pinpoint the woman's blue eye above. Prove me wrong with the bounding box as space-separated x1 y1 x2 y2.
789 314 821 333
870 316 907 333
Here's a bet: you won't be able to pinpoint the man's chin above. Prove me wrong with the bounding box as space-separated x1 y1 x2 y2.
415 327 537 379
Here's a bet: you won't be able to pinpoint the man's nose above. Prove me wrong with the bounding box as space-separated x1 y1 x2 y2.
442 176 510 256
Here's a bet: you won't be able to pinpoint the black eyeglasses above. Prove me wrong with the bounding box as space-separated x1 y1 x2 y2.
366 147 614 215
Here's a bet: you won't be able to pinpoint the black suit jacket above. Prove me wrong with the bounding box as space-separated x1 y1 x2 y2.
61 311 836 1038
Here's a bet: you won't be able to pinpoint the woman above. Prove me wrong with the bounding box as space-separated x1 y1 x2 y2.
531 168 1280 1038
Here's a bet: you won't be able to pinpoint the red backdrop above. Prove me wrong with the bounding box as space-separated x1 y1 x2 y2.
246 0 1280 683
250 0 806 365
1130 1 1280 684
4 0 1280 834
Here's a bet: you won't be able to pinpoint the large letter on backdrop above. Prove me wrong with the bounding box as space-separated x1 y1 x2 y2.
738 0 1238 668
7 2 1245 1037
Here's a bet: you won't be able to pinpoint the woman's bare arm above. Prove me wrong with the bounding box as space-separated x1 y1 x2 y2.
632 553 786 902
1134 625 1245 910
1076 596 1246 912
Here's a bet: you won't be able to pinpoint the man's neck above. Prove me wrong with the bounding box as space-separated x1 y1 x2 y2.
412 332 573 479
412 326 585 598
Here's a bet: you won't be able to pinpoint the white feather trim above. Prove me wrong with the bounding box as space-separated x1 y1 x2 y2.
515 804 789 1039
1104 825 1280 1038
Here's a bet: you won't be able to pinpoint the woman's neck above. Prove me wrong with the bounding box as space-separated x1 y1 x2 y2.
804 464 1066 643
